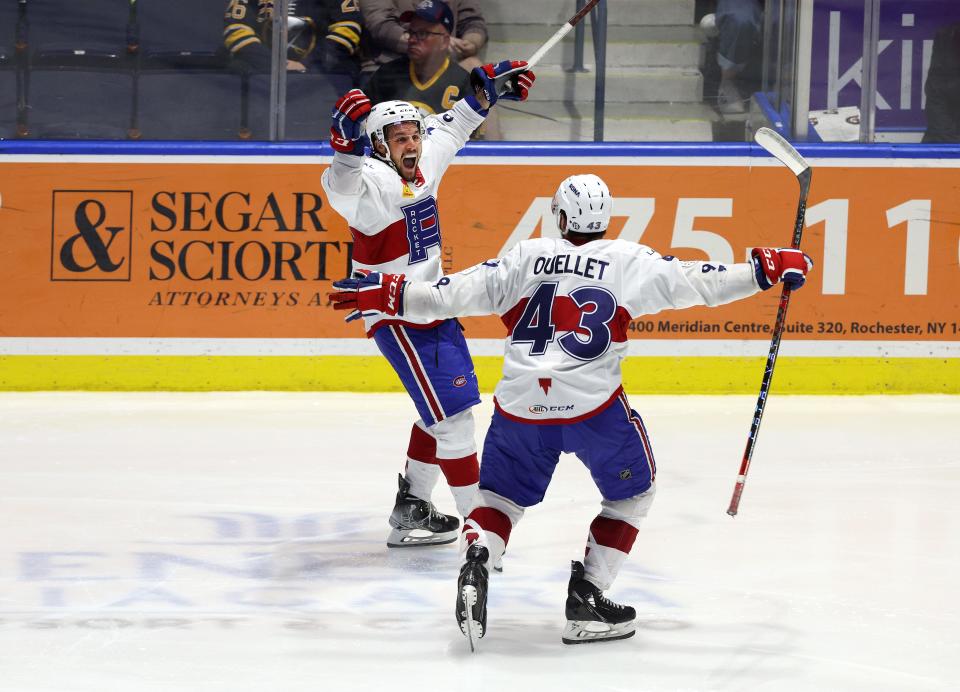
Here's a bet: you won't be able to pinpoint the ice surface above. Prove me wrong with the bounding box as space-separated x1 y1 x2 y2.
1 392 957 692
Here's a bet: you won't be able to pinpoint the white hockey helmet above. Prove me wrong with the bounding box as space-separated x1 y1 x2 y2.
551 174 612 234
365 100 425 157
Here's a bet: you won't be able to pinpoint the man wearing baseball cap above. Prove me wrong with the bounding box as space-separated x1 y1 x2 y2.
360 0 488 70
365 0 474 119
399 0 456 33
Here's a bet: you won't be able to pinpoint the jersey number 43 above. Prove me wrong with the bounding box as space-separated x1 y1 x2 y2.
512 282 618 361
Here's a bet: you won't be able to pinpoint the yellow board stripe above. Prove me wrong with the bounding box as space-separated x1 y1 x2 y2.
0 356 957 394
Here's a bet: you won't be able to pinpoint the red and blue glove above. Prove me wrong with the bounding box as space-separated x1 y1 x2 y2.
751 247 814 290
328 270 407 322
329 89 371 155
470 60 536 107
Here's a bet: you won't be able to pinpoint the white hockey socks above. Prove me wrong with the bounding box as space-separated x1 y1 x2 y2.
405 458 440 502
583 487 656 590
438 454 480 517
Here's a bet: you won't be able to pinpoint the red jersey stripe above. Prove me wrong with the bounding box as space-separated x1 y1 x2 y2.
501 297 631 343
350 218 408 265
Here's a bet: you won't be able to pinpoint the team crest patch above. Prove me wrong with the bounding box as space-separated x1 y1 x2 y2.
453 375 467 387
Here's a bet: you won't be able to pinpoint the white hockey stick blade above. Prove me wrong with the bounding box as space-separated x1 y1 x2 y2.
754 127 810 178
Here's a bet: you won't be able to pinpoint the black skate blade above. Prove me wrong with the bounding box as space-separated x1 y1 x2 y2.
561 620 636 645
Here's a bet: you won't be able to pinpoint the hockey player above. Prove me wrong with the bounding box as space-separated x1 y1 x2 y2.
328 174 814 648
320 61 536 548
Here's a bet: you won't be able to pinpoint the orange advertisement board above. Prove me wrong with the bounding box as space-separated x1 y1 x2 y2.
1 158 958 345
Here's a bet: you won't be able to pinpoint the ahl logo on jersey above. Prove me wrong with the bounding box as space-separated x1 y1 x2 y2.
402 195 442 264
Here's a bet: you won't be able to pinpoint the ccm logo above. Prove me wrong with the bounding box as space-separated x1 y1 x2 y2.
528 404 575 415
453 375 467 388
386 274 403 312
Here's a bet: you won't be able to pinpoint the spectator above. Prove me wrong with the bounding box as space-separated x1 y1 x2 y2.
364 0 500 137
360 0 488 73
224 0 362 78
923 21 960 143
701 0 763 115
365 1 466 110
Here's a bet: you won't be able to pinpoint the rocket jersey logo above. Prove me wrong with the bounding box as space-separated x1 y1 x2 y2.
402 195 441 264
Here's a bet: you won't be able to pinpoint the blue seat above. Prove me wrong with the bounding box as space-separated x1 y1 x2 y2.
26 68 133 139
137 71 244 139
134 0 235 137
249 72 352 140
28 0 133 56
137 0 229 68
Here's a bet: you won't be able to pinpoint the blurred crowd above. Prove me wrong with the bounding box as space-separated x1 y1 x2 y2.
2 0 957 143
222 0 497 136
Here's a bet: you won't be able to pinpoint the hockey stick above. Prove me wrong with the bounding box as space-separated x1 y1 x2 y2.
475 0 602 97
526 0 602 70
726 127 812 517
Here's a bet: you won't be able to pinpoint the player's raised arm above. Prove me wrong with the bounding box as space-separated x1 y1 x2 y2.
327 88 371 160
424 60 536 172
321 89 372 213
622 246 813 318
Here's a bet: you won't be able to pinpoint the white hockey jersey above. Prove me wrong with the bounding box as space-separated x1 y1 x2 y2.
321 97 486 335
403 237 763 423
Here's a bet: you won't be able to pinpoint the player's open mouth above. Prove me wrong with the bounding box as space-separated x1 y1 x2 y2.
402 155 416 169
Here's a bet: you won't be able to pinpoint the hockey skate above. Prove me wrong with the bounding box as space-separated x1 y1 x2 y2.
561 560 636 645
456 543 489 652
387 474 459 547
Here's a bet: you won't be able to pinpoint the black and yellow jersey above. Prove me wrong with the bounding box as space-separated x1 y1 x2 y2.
224 0 361 72
365 56 470 116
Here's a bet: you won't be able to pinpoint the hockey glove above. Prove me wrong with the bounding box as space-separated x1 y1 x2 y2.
751 247 814 291
329 270 407 322
329 89 371 155
470 60 536 107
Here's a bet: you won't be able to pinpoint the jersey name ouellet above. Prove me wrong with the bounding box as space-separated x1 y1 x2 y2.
533 254 610 280
403 237 763 423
